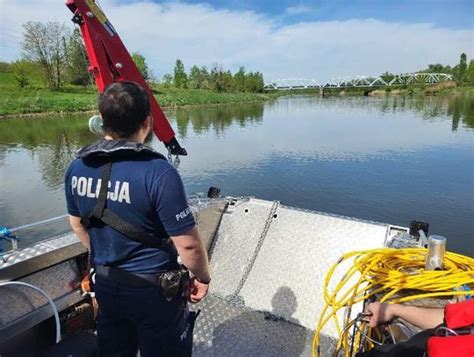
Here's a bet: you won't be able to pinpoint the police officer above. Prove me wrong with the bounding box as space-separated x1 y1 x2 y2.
65 81 211 356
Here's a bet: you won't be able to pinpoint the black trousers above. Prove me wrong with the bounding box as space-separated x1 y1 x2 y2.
94 275 197 357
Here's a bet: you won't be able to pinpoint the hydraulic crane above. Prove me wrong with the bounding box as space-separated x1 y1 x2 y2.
66 0 186 156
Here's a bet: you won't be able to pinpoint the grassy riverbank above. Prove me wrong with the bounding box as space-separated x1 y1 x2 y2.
0 73 276 117
2 72 473 117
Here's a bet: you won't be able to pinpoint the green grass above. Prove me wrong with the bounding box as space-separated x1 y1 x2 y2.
0 73 98 116
0 73 275 116
151 87 273 107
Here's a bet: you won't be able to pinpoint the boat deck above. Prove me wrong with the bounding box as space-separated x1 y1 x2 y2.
193 293 318 356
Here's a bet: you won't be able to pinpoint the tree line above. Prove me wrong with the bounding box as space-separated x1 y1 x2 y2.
2 20 470 92
1 20 264 93
133 57 265 92
160 59 264 93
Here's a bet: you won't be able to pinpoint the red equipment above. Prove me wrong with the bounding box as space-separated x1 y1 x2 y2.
427 299 474 357
66 0 186 156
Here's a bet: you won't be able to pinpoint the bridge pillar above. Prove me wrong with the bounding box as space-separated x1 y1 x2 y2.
319 87 325 97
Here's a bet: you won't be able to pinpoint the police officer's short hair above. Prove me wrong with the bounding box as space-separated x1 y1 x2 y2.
99 81 150 139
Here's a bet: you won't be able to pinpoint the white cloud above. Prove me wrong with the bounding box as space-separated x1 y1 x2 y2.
285 5 313 15
0 0 472 82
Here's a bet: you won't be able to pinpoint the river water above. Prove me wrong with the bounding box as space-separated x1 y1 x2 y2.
0 95 473 256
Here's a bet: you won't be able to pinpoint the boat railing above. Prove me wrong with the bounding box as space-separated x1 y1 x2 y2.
0 215 68 254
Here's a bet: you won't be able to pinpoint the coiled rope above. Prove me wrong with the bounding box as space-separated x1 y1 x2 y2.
312 248 474 357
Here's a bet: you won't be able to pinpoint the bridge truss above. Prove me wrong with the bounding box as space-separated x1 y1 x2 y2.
264 78 320 90
264 73 453 90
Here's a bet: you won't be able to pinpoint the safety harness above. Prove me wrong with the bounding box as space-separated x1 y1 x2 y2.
78 139 171 249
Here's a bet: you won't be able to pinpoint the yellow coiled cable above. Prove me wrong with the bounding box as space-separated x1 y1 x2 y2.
312 248 474 357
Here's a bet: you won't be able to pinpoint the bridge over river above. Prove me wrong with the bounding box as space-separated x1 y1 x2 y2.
264 73 453 90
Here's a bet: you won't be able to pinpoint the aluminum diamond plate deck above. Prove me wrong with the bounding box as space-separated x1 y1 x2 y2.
208 199 275 297
192 294 336 356
208 198 394 340
240 204 388 332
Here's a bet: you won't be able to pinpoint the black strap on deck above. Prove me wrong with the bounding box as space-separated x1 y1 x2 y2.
81 162 170 249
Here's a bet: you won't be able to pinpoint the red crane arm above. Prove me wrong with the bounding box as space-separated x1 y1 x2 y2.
66 0 186 155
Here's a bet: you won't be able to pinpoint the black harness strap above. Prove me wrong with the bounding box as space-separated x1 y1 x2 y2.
91 161 112 220
81 161 170 250
100 210 169 248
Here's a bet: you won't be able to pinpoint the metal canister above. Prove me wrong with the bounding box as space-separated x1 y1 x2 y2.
425 235 447 270
89 115 104 136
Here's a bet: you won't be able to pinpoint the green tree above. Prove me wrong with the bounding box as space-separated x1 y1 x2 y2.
11 59 32 87
173 59 188 88
188 65 202 89
66 28 90 86
465 60 474 86
453 53 468 85
199 66 210 89
244 71 264 92
221 70 235 92
255 72 265 92
162 73 173 89
424 64 452 73
234 66 246 91
131 52 150 81
21 21 70 90
209 64 221 92
188 65 211 89
380 71 395 84
458 53 467 84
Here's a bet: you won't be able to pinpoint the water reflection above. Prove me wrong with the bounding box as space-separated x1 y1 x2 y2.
0 95 473 255
262 95 474 131
0 114 93 147
0 95 472 150
36 135 77 189
0 114 95 192
447 95 474 131
385 95 474 130
174 103 264 138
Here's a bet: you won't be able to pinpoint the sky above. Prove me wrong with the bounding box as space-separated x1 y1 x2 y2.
0 0 473 82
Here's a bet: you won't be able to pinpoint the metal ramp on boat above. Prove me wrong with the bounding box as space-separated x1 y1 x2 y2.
0 197 408 356
191 198 406 355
